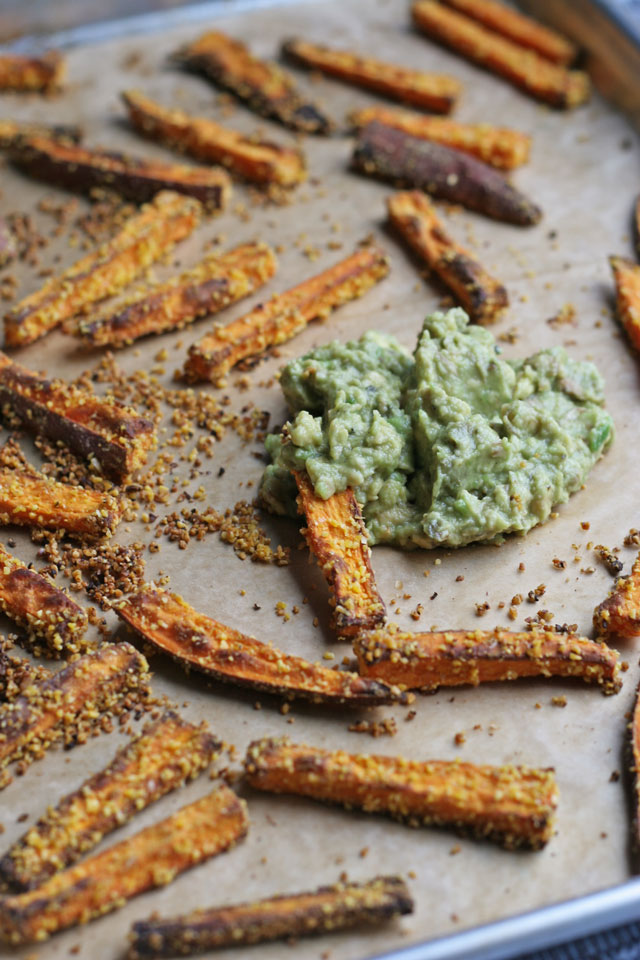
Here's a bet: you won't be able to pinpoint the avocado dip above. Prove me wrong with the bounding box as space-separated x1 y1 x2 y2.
260 308 614 549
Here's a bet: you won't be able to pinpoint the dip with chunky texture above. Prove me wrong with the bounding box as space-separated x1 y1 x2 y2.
261 309 613 549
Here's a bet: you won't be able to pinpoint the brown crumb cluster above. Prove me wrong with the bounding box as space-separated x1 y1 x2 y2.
37 537 146 611
0 641 49 702
219 501 290 565
348 717 398 738
625 529 640 546
594 545 623 576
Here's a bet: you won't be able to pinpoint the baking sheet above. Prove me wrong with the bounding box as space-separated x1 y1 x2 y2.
0 1 640 958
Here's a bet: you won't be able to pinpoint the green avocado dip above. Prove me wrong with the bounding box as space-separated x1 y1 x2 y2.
260 308 614 549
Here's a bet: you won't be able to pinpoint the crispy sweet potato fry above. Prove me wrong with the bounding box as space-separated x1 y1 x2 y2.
0 542 88 655
0 786 247 945
350 106 530 170
116 586 400 705
4 190 201 347
412 2 589 109
0 120 81 150
174 31 332 134
387 191 508 323
610 255 640 352
594 552 640 641
0 53 65 93
123 90 305 188
441 0 577 65
353 123 542 225
0 710 220 892
183 244 389 382
0 642 149 778
294 472 385 637
282 38 460 114
354 625 621 694
10 136 231 211
0 353 155 481
77 241 277 348
245 737 557 850
128 875 413 957
0 218 16 269
629 683 640 848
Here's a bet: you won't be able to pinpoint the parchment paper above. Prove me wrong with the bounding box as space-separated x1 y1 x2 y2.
0 1 639 958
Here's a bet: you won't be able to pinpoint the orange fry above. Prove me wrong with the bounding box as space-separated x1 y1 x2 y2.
594 552 640 641
282 37 460 114
387 190 508 323
294 472 385 637
245 737 558 850
0 120 81 150
0 52 64 93
183 245 389 383
610 255 640 352
412 1 589 109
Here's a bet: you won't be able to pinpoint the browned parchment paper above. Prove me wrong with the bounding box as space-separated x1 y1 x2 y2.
0 1 639 958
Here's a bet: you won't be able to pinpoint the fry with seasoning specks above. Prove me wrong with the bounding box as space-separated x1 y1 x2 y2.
245 736 558 850
0 120 81 150
0 53 65 93
628 683 640 848
594 552 640 641
610 255 640 352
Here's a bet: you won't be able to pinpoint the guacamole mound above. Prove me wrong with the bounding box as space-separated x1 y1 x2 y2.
260 309 614 549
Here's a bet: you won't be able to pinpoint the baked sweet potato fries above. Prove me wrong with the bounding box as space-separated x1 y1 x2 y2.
610 255 640 353
123 90 306 188
387 191 508 323
77 241 277 348
282 38 460 113
174 31 332 134
0 120 81 150
353 123 542 225
183 244 389 382
0 786 248 944
128 875 413 957
594 552 640 641
245 737 558 850
0 52 65 93
4 190 201 347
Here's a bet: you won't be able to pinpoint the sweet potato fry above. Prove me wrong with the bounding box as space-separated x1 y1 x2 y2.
0 786 247 945
77 241 278 348
412 1 589 109
183 244 389 383
441 0 577 65
354 625 621 694
387 191 508 323
635 196 640 259
629 683 640 848
353 123 542 225
122 90 306 188
294 472 385 637
0 542 89 655
282 38 460 114
350 106 530 170
0 709 220 892
0 647 49 703
610 255 640 352
128 875 413 957
174 31 332 135
245 737 557 850
10 136 231 211
0 218 16 269
4 190 201 347
594 552 640 641
0 353 155 482
0 52 65 93
0 642 149 778
0 120 81 150
116 585 400 705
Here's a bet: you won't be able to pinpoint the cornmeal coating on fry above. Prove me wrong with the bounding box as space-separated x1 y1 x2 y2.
440 0 577 65
10 137 231 210
128 875 413 957
387 191 508 323
353 123 542 225
174 31 332 134
123 90 306 188
116 586 400 705
245 736 558 850
294 472 385 637
0 353 155 482
0 786 248 945
0 542 89 655
0 120 81 150
4 190 201 347
0 643 149 779
412 2 589 109
610 255 640 353
0 53 65 93
184 244 389 382
0 710 220 892
354 625 621 694
594 552 640 641
350 106 530 170
282 38 460 114
77 241 277 348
